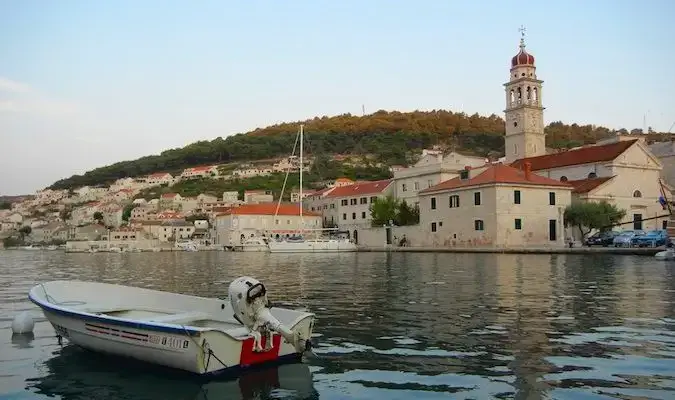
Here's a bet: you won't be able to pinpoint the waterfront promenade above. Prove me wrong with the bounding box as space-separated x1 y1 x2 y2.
357 245 665 256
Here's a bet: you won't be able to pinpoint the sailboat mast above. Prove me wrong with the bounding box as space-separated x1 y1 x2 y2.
299 124 303 229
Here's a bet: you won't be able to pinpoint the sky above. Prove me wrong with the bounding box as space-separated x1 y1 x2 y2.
1 0 674 195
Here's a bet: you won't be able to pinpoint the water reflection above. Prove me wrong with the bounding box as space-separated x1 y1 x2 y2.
27 344 318 400
0 250 674 399
11 332 35 349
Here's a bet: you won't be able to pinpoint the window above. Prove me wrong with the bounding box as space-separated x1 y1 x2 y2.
431 222 437 232
352 212 356 220
350 199 357 205
402 184 407 192
663 220 668 230
431 197 436 210
360 197 368 204
414 182 419 190
474 220 484 231
427 179 433 188
449 195 460 208
342 213 346 220
560 176 568 182
514 190 521 204
370 196 377 203
588 172 597 179
341 199 348 206
474 192 481 205
549 192 556 205
459 170 469 180
633 190 642 198
361 211 366 218
514 218 522 230
633 213 643 230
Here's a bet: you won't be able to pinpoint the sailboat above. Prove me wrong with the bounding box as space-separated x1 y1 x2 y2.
267 125 357 253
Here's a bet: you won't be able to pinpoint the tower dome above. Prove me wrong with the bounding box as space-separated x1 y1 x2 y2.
511 29 535 67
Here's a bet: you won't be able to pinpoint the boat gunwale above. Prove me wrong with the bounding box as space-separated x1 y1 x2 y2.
28 282 316 338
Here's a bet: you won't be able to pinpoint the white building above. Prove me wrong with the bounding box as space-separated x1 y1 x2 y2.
393 150 487 206
213 203 321 247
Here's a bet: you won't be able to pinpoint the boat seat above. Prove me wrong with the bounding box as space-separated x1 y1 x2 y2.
144 311 211 325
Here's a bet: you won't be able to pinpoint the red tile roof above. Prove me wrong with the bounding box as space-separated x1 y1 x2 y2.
161 193 178 199
311 187 334 197
325 179 392 198
217 202 321 217
510 140 638 171
148 172 171 178
420 163 572 194
567 176 615 194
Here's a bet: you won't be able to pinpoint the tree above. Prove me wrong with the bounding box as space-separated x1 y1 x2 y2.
370 196 421 227
122 204 137 222
93 211 103 222
18 225 31 239
370 195 399 226
59 207 72 222
397 200 420 225
564 201 626 238
0 201 11 210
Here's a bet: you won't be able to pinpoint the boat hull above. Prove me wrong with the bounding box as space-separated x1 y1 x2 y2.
29 281 314 376
234 245 269 252
655 250 675 260
268 239 357 253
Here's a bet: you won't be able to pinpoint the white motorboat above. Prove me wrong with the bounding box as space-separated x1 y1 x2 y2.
29 277 315 375
234 237 270 252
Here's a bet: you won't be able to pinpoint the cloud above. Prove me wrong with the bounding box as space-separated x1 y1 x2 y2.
0 77 32 94
0 77 80 117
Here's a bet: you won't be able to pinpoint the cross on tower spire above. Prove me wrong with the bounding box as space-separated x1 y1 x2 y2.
518 25 527 48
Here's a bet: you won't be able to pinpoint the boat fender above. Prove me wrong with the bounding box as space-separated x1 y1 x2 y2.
11 311 35 334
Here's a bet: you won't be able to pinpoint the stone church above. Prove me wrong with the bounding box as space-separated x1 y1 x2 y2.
504 32 668 239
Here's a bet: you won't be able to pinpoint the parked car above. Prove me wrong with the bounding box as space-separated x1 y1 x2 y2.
632 229 668 247
585 231 619 247
613 230 645 247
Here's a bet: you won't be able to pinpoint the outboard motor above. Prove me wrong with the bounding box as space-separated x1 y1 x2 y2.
228 276 307 353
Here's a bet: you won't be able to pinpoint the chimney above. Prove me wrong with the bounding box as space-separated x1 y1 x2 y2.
524 162 532 180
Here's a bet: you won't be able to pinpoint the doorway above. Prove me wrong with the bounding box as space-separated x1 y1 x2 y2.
549 219 557 241
353 230 358 245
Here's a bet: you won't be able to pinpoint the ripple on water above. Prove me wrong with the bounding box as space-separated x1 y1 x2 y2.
0 250 674 399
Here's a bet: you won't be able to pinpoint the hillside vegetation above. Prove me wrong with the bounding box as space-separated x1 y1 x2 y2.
48 109 665 190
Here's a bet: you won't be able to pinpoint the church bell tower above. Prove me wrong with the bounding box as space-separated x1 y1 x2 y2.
504 27 546 164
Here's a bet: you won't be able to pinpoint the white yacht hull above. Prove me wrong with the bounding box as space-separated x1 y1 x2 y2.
29 281 315 376
268 239 357 253
234 245 269 252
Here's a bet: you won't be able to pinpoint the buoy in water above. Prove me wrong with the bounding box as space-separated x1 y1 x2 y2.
11 311 35 334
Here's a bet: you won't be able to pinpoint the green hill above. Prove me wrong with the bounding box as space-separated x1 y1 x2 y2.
47 109 661 190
